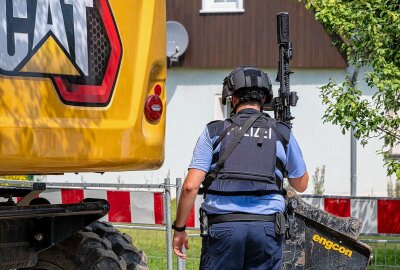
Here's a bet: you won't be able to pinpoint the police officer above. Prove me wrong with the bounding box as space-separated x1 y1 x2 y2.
172 66 309 270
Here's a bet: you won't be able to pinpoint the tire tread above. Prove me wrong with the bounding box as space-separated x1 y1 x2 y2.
23 221 148 270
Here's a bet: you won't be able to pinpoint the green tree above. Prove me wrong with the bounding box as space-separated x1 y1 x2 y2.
300 0 400 179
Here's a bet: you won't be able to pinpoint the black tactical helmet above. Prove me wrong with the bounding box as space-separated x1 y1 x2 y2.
222 66 273 105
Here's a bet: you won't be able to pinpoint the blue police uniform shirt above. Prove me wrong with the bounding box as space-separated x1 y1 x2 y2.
189 109 307 215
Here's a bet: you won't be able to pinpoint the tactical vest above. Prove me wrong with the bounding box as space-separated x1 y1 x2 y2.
204 110 290 196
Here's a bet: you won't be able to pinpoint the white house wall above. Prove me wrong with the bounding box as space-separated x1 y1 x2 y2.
43 68 389 197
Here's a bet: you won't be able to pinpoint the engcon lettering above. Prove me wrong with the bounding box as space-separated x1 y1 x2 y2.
312 234 353 257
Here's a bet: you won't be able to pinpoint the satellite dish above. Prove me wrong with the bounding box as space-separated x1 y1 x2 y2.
166 21 189 65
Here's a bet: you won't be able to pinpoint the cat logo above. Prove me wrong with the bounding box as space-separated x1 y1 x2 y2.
0 0 122 106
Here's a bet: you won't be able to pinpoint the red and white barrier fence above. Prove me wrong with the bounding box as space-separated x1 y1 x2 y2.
9 177 400 235
35 189 164 225
301 195 400 235
185 195 400 235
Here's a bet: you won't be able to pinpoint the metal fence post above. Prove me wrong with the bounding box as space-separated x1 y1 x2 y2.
176 178 186 270
165 177 173 270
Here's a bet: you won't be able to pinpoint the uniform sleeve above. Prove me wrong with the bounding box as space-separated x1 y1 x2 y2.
188 127 213 173
286 132 307 179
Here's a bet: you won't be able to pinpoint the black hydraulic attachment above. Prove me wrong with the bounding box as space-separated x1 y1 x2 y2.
0 181 109 269
282 189 371 270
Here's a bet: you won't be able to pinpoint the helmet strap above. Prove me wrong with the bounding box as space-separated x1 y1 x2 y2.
230 99 238 115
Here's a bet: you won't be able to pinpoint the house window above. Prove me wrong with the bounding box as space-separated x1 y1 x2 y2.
214 95 233 120
214 95 225 120
201 0 244 14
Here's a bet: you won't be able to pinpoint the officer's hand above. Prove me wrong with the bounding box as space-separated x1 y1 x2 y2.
173 230 189 259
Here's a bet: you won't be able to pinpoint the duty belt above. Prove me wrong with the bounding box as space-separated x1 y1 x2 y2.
208 213 275 225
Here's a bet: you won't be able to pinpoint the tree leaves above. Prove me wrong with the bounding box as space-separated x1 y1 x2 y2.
300 0 400 179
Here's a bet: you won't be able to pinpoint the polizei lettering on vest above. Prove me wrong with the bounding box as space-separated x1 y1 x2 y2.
0 0 93 75
227 126 272 139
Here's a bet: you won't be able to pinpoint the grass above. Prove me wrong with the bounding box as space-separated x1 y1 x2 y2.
119 200 400 269
119 199 202 269
120 227 202 270
120 232 400 269
360 235 400 269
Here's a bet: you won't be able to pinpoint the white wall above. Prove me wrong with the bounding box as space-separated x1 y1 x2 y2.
44 68 389 196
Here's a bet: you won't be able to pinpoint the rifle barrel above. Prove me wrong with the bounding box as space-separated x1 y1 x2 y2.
275 12 296 127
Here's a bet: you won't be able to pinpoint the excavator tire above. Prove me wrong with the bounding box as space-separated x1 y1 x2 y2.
23 221 148 270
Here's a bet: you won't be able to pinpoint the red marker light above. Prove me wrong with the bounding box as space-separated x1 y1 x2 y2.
154 84 162 96
145 95 163 122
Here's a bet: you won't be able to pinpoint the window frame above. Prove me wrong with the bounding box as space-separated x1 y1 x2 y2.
200 0 244 14
214 95 233 120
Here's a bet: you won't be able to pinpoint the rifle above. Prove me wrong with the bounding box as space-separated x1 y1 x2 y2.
261 12 300 239
267 12 298 127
